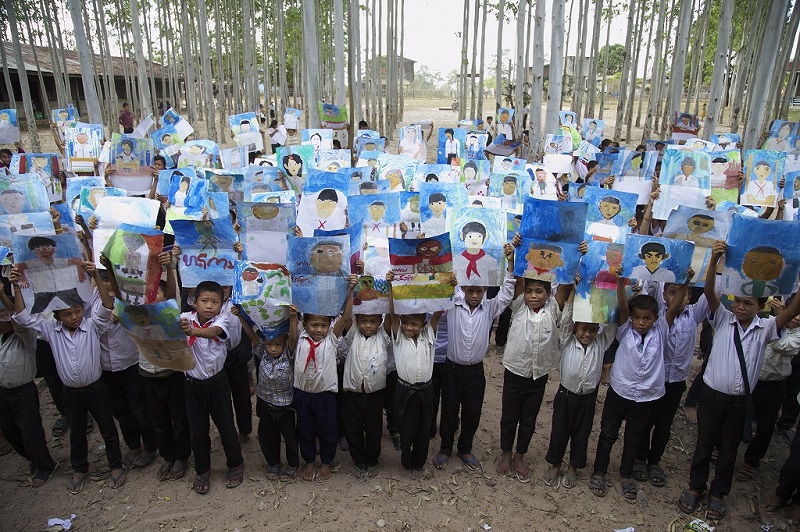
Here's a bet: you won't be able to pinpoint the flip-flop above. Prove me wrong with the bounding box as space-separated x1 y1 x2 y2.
649 463 666 487
280 466 297 481
735 462 757 482
589 474 607 497
266 464 281 481
32 461 59 487
169 460 189 480
678 489 701 514
543 465 560 487
109 468 126 489
562 470 579 489
193 473 210 494
706 496 726 521
514 463 531 484
67 473 86 494
432 452 449 470
157 462 173 481
52 418 69 438
457 453 480 472
621 479 638 500
226 464 244 488
495 459 512 477
632 459 648 481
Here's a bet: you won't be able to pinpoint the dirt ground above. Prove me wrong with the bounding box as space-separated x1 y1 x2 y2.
0 100 796 531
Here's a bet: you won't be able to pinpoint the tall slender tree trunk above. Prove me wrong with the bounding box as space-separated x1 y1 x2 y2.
195 0 217 140
6 1 40 149
477 0 488 119
635 1 655 130
545 0 565 133
333 0 346 108
624 0 644 141
349 0 363 123
51 0 73 102
668 0 693 118
377 0 384 133
657 0 679 136
21 6 51 117
399 0 405 121
370 0 378 128
531 0 545 151
513 0 527 133
40 0 66 106
495 0 506 114
302 0 321 126
181 0 197 121
458 0 469 120
0 40 16 111
768 0 800 119
585 0 604 118
613 0 635 141
243 0 257 111
573 0 590 118
730 0 764 133
276 0 288 113
703 0 733 138
129 0 153 118
469 0 480 117
65 0 101 124
598 2 612 120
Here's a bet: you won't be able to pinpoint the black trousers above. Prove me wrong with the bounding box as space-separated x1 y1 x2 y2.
225 337 253 436
429 361 444 438
256 398 299 468
500 370 547 454
777 354 800 432
685 357 710 408
62 379 122 473
294 389 338 465
638 380 686 465
35 340 65 417
776 417 800 503
0 381 55 471
689 384 745 498
593 386 652 478
102 365 157 452
384 370 399 436
439 360 485 456
743 378 787 468
343 389 384 468
184 372 243 475
545 385 597 469
142 372 190 462
396 379 433 470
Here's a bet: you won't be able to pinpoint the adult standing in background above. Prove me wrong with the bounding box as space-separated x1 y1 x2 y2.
119 103 135 134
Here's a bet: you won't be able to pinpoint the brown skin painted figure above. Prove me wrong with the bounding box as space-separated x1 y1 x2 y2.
741 246 783 298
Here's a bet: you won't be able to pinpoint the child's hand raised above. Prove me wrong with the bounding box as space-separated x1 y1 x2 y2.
293 226 303 237
157 252 171 266
88 215 98 231
172 244 182 258
180 318 194 336
710 240 727 258
287 305 299 321
574 273 582 285
613 266 624 279
705 196 717 211
82 260 98 277
627 217 638 229
512 233 522 248
578 240 588 255
767 297 785 314
503 242 514 259
49 207 61 225
448 273 458 287
348 274 358 289
8 267 22 287
98 253 112 270
355 259 364 274
233 241 243 254
230 305 241 318
685 267 695 283
385 271 395 283
605 175 616 188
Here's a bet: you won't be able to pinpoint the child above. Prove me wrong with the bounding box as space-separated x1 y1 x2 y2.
179 281 244 494
288 276 357 482
590 268 665 500
543 284 617 489
678 241 800 522
0 287 58 487
385 271 449 478
239 312 298 481
634 277 707 488
497 244 574 482
433 244 516 472
11 260 126 494
340 289 392 477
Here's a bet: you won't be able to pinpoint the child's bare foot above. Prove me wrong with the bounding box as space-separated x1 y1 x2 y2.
684 405 698 423
411 468 428 480
512 453 531 483
123 448 142 468
157 461 174 481
108 467 126 489
300 462 315 481
496 452 512 476
563 465 580 489
543 463 560 486
32 461 59 487
169 459 188 480
317 463 333 482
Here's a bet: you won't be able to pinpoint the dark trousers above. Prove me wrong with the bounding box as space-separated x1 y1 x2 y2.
545 385 597 469
294 389 337 465
256 399 299 468
439 360 485 456
500 370 547 454
0 382 55 471
777 354 800 432
494 307 512 347
689 384 746 498
429 362 444 438
395 379 433 470
776 417 800 503
744 378 787 467
184 372 243 475
685 357 710 408
62 379 122 473
593 386 652 478
142 372 190 462
343 389 384 468
102 365 157 452
225 337 253 436
35 340 65 417
384 370 399 435
638 380 686 465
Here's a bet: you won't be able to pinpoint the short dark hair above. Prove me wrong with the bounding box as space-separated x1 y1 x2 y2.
317 189 338 202
461 221 486 240
640 242 667 256
153 155 166 165
445 128 454 136
0 148 12 157
629 294 659 315
195 281 225 301
28 236 56 250
503 174 518 184
524 278 552 294
600 196 620 205
429 192 446 203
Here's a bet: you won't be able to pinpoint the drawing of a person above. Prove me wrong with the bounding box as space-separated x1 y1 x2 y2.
630 242 676 282
452 221 500 285
386 169 405 192
463 161 478 184
524 243 564 282
676 113 693 130
741 246 783 298
195 220 221 255
444 128 460 164
123 305 170 342
313 188 342 231
237 119 260 152
399 127 424 160
391 238 452 275
71 131 96 158
530 168 556 198
116 139 138 164
422 192 447 236
562 113 575 127
400 194 422 238
664 213 717 247
359 182 378 195
673 157 700 188
764 123 793 151
0 189 25 215
15 236 85 313
497 109 514 140
172 176 191 207
745 160 777 205
499 174 519 211
584 121 600 144
0 111 11 130
791 175 800 209
589 244 625 322
283 153 304 179
465 134 480 159
240 267 264 297
788 136 800 156
30 155 57 195
709 156 730 190
587 196 624 242
365 201 387 233
309 240 347 310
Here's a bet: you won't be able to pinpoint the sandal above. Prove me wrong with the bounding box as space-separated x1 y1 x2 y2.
514 463 531 484
621 479 638 500
157 461 173 482
543 464 560 487
132 449 157 469
192 472 210 494
589 474 607 497
366 464 380 478
32 461 59 488
632 459 648 481
108 468 126 489
225 464 244 488
649 463 666 487
280 466 297 481
562 469 579 489
169 460 189 480
266 464 281 481
67 473 86 494
457 453 480 472
495 458 512 477
432 452 449 470
52 417 69 438
678 489 701 514
706 496 726 521
735 462 757 482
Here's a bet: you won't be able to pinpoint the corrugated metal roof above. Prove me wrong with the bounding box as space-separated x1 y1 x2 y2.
1 41 180 79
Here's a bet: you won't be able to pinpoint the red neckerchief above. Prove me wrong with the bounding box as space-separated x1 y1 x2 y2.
304 337 322 371
462 249 486 279
533 266 550 275
188 317 220 346
754 181 768 196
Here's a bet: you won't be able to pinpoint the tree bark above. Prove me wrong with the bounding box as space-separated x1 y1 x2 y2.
65 0 101 125
470 0 480 117
129 0 153 118
545 0 565 134
668 0 693 119
624 0 644 142
635 0 655 130
585 0 604 118
334 0 346 108
459 0 470 120
530 0 545 151
477 0 488 119
613 0 635 141
195 0 217 141
702 0 733 139
349 0 363 123
598 2 612 120
302 0 322 126
495 0 506 114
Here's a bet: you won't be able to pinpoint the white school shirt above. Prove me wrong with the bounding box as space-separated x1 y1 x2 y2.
446 275 515 365
661 295 710 383
610 319 666 402
502 295 562 380
294 325 342 393
0 324 38 389
180 311 237 380
759 327 800 382
342 326 390 393
557 303 617 395
92 289 139 372
392 322 436 384
703 305 780 396
13 306 112 388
